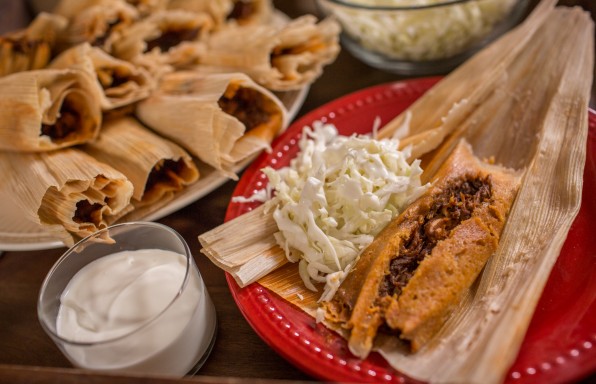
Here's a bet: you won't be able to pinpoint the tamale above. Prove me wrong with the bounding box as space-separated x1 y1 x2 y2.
49 42 155 110
322 140 521 357
83 116 199 211
110 9 213 67
167 0 273 27
194 15 340 91
57 1 139 53
0 149 133 247
0 12 67 77
136 70 288 178
0 68 102 152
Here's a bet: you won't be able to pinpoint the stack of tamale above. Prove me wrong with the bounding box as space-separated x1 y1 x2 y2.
0 0 341 246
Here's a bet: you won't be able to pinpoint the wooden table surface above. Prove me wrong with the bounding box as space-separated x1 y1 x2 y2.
0 1 594 383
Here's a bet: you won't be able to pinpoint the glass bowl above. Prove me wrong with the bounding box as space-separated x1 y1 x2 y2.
316 0 531 75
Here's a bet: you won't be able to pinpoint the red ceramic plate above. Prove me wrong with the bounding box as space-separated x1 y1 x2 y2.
225 78 596 383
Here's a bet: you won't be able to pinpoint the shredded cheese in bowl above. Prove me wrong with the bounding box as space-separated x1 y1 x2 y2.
260 121 428 301
319 0 520 62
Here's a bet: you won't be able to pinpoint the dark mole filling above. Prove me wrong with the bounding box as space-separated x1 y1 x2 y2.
227 1 255 22
93 19 121 47
378 175 492 300
144 27 200 53
73 200 102 224
218 87 270 131
2 37 41 54
40 99 81 140
145 159 184 193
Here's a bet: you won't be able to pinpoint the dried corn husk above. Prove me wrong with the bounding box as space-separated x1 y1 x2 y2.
167 0 273 27
57 1 139 53
83 117 199 213
52 0 119 19
110 9 213 67
0 68 102 152
0 149 134 247
200 204 288 286
136 70 288 179
193 15 340 91
125 0 169 16
49 43 155 110
0 12 67 77
199 1 594 383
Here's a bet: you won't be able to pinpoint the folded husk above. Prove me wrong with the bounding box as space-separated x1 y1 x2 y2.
0 12 67 77
168 0 273 27
57 1 139 53
199 204 288 286
0 68 103 152
49 42 155 110
0 148 134 247
125 0 169 16
199 2 594 383
110 9 213 65
136 70 288 179
83 116 199 211
194 15 341 91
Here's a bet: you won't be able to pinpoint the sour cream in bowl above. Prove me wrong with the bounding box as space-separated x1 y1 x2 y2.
38 222 217 377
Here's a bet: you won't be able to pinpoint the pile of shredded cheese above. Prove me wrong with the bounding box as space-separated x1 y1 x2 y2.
261 121 427 301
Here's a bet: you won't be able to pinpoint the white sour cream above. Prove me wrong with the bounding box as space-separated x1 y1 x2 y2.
56 249 216 376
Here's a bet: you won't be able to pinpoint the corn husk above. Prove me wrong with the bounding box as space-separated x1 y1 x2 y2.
167 0 273 27
110 9 213 66
0 68 103 152
52 0 119 19
199 1 594 382
83 117 199 213
49 43 155 110
136 70 288 179
0 148 134 247
0 12 67 77
193 15 341 91
125 0 170 16
57 1 139 53
200 204 288 287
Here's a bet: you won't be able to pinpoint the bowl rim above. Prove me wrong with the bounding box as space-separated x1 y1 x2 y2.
319 0 507 11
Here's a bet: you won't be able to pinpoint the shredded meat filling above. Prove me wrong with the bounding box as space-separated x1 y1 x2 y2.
218 87 270 131
227 1 255 22
2 37 42 54
40 99 81 140
145 159 185 193
92 19 121 47
378 175 492 299
144 27 200 53
73 200 102 224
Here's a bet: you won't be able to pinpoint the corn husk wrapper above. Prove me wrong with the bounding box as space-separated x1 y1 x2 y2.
136 70 288 179
200 204 288 287
125 0 170 16
0 148 134 247
194 15 340 91
167 0 273 27
110 10 213 67
0 12 67 77
199 1 594 383
52 0 119 19
0 68 103 152
83 116 199 212
57 2 139 54
49 43 155 110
